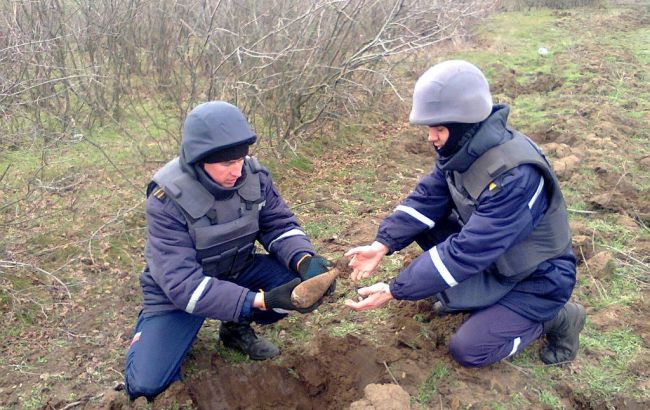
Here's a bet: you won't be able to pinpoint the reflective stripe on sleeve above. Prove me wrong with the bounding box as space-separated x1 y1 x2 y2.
395 205 435 228
528 177 545 209
186 277 211 314
428 246 458 287
268 228 306 250
507 337 522 358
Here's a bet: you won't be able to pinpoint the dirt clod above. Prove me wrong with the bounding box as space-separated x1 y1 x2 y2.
551 155 581 180
349 383 411 410
586 251 616 279
572 235 594 263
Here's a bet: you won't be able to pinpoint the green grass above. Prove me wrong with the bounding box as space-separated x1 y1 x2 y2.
328 318 364 338
213 343 249 364
578 327 642 399
509 391 532 408
581 267 643 309
538 389 563 409
415 362 449 405
286 155 313 172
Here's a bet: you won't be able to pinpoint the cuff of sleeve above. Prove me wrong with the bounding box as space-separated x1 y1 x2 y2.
374 236 394 256
388 279 401 300
291 252 312 272
240 291 256 320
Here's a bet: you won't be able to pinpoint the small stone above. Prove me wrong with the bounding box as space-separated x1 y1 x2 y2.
587 251 616 279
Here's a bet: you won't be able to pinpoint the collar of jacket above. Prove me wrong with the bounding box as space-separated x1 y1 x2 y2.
437 104 513 173
178 148 248 200
194 164 248 200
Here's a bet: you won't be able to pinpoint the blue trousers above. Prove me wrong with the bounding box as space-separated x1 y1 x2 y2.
416 217 545 367
124 255 298 400
449 304 543 367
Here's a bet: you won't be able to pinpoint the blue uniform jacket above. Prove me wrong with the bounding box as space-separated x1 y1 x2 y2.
379 119 575 322
139 169 314 322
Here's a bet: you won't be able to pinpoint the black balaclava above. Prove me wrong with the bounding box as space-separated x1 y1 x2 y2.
436 122 480 158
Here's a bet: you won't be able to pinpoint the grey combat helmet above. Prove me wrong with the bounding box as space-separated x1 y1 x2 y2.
409 60 493 125
181 101 257 165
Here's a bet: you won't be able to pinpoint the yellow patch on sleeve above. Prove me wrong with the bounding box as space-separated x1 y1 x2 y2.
488 182 498 191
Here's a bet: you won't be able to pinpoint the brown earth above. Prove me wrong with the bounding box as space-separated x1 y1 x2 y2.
2 5 649 410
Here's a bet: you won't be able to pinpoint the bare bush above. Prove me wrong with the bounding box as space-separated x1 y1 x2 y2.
499 0 605 10
1 0 494 154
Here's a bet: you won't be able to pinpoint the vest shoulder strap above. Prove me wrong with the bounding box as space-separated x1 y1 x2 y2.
152 158 214 219
460 132 548 200
152 157 265 220
238 157 263 204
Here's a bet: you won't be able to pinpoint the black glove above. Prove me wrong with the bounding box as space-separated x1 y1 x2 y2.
264 278 301 311
263 278 323 314
297 254 332 280
297 254 336 297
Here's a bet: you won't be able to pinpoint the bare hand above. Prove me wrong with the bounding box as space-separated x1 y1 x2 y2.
344 241 389 281
344 282 393 311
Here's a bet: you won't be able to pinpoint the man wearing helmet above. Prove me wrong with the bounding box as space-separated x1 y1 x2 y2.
124 101 333 400
345 60 585 367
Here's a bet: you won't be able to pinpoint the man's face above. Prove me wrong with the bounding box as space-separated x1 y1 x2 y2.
428 125 449 150
203 158 245 188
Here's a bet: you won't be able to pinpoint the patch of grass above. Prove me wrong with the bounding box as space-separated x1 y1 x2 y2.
537 389 563 409
214 343 249 364
577 327 642 400
586 227 632 250
18 385 47 410
509 391 531 408
286 155 313 172
281 315 312 343
302 220 344 240
490 402 507 410
416 362 449 405
580 266 643 310
328 319 363 338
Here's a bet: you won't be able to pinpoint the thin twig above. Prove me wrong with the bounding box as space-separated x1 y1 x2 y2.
87 203 141 265
383 361 400 386
503 360 532 376
567 208 599 214
292 199 328 209
0 260 71 299
58 393 104 410
601 245 650 272
0 164 10 184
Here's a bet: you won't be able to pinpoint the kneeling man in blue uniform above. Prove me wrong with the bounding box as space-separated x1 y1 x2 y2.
124 101 332 400
345 60 586 367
